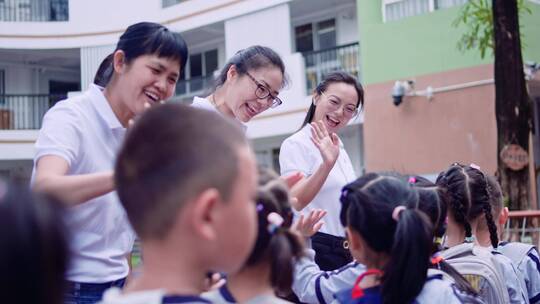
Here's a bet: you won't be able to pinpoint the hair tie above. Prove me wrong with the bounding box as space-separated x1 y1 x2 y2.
464 235 476 243
431 254 444 268
267 212 284 234
470 163 481 170
256 203 264 213
392 206 406 222
408 177 416 184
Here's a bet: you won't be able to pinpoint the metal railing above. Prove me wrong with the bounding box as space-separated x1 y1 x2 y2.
174 74 214 100
0 94 65 130
0 0 68 22
503 210 540 248
302 42 360 93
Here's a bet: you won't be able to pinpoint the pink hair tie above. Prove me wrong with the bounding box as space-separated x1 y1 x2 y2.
392 206 407 221
408 177 416 184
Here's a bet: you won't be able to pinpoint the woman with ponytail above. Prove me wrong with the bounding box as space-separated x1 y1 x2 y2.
280 71 363 271
203 167 304 303
436 163 528 303
334 173 464 304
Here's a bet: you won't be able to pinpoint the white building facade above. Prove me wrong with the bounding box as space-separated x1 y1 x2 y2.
0 0 363 181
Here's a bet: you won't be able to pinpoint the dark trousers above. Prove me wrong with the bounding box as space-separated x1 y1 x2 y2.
311 231 352 271
64 278 126 304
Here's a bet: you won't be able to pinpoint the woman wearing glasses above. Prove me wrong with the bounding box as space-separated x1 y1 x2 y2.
279 71 364 271
192 45 286 125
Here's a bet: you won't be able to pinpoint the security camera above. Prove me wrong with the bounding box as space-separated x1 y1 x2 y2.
392 81 406 106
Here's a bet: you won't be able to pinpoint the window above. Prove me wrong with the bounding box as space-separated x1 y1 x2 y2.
382 0 469 22
294 19 336 53
0 69 5 95
176 49 218 96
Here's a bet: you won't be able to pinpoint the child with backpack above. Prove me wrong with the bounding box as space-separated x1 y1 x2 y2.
292 173 482 303
437 163 528 304
333 173 466 303
484 174 540 303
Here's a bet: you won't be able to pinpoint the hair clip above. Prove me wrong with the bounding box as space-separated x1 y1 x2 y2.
267 212 284 234
430 254 444 265
464 235 476 243
434 237 444 245
408 177 417 184
392 206 406 222
256 203 264 213
470 163 481 170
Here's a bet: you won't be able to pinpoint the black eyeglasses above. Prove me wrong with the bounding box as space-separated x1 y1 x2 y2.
245 72 283 108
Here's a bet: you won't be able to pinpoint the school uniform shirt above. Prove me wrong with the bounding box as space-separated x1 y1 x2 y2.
492 251 529 304
498 243 540 304
32 84 135 283
280 125 356 237
202 284 293 303
293 248 366 304
332 273 467 304
100 288 211 304
191 96 246 131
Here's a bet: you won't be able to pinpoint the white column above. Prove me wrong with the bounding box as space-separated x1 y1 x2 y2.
80 44 115 91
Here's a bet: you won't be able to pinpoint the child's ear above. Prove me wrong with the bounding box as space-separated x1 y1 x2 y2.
498 207 509 226
190 188 220 241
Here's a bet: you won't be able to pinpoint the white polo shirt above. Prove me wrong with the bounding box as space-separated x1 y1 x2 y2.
192 96 247 131
32 84 135 283
279 125 356 237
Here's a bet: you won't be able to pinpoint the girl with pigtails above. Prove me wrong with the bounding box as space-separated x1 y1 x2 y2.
436 163 528 303
292 173 483 304
202 167 304 303
333 173 466 304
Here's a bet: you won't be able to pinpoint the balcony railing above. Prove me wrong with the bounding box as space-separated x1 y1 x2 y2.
0 0 68 22
302 42 360 93
0 94 65 130
174 75 214 102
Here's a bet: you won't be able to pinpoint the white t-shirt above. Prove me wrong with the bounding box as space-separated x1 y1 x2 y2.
32 84 135 283
279 125 356 237
100 288 211 304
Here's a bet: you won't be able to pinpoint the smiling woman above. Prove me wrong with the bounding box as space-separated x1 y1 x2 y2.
279 71 364 271
192 45 287 126
31 22 188 303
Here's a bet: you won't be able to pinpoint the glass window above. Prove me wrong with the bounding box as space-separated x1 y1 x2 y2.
295 23 314 53
317 19 336 50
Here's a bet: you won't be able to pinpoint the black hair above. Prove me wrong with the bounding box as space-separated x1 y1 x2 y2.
408 176 479 296
301 71 365 129
214 45 287 90
115 103 247 240
94 53 114 87
101 22 189 86
244 167 304 294
339 173 432 304
0 181 69 304
436 164 499 248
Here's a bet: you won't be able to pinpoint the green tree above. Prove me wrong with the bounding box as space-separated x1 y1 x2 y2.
454 0 532 211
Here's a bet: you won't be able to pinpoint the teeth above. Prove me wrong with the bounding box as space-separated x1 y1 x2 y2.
144 91 159 102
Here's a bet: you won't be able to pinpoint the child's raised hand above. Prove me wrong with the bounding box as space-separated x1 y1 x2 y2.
292 208 327 238
310 121 340 168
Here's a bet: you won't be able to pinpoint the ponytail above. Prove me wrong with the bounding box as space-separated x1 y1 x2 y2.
383 209 432 304
268 229 304 293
